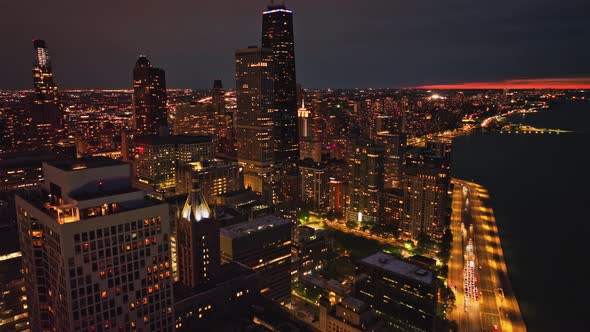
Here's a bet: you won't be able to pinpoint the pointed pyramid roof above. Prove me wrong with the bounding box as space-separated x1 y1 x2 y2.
181 184 211 222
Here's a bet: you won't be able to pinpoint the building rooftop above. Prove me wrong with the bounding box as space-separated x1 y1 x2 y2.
220 215 290 239
299 158 326 169
301 275 348 296
135 134 212 146
360 252 434 285
16 187 164 225
216 188 256 199
341 297 366 310
47 156 125 171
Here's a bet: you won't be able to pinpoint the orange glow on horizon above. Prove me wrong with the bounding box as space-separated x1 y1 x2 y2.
415 78 590 90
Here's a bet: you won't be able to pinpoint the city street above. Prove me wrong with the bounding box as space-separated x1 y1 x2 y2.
449 179 527 332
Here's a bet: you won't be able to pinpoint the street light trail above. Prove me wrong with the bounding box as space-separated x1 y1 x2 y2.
449 179 527 332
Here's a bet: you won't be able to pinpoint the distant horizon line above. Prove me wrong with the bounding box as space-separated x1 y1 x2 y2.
2 82 590 92
415 77 590 90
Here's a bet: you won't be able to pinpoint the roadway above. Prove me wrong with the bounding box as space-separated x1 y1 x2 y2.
314 216 405 249
449 183 481 331
450 179 527 332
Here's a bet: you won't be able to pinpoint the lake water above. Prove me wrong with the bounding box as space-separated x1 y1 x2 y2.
452 100 590 331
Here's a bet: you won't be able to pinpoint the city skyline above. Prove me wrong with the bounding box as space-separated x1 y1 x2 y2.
2 1 589 331
1 0 589 89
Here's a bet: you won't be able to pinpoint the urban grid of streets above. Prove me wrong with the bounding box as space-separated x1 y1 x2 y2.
449 179 527 332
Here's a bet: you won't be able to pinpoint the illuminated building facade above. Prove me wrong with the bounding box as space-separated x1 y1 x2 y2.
175 158 241 203
292 226 327 282
176 185 219 288
262 3 299 161
220 215 292 303
299 159 328 210
0 152 55 191
345 143 385 227
377 188 404 235
16 157 174 331
31 39 63 149
133 56 168 135
401 149 451 241
328 179 346 215
298 100 311 139
319 296 380 332
376 131 407 189
355 252 437 331
134 134 214 193
234 47 277 202
0 256 29 332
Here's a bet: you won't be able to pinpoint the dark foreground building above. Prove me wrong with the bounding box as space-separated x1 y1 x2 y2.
220 215 292 304
355 252 438 331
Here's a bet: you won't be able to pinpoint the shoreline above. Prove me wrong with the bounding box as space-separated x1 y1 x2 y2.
449 179 527 331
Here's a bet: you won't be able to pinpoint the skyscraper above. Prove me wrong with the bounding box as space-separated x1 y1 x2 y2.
132 56 168 135
234 47 277 202
31 39 62 148
401 148 451 241
16 157 174 331
176 185 220 289
262 2 299 161
211 80 234 155
346 142 385 227
376 131 407 189
299 159 328 210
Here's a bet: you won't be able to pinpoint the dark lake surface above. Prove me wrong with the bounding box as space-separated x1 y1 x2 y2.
452 100 590 331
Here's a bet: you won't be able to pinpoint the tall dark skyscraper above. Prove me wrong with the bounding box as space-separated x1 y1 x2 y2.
31 39 63 147
235 46 278 201
132 56 168 135
262 2 299 161
212 79 234 155
177 185 220 289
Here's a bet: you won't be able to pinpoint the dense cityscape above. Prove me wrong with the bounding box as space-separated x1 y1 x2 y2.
1 2 589 332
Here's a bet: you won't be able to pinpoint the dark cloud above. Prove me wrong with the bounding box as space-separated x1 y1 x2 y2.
0 0 588 89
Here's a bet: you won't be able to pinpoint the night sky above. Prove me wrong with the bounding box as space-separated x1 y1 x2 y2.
1 0 589 89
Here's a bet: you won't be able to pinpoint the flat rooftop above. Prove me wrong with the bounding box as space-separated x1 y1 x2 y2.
47 156 125 171
360 252 434 285
220 215 290 239
342 296 365 309
135 134 212 146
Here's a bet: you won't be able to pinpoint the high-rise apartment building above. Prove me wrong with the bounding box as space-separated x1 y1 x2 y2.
377 188 404 236
133 56 168 136
16 157 174 331
376 131 406 189
220 215 292 303
299 159 328 210
262 3 299 161
401 148 451 241
346 142 385 227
